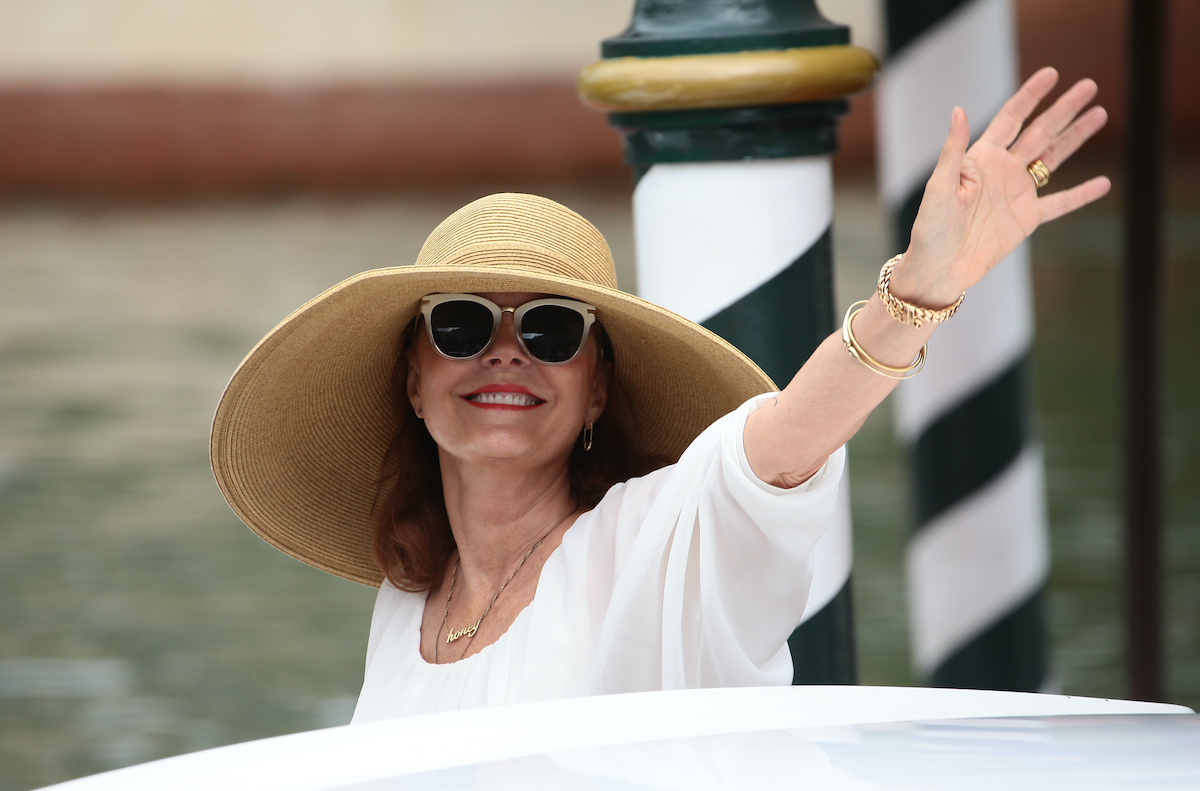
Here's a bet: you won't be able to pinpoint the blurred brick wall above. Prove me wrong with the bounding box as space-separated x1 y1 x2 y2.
0 85 624 198
0 0 1195 197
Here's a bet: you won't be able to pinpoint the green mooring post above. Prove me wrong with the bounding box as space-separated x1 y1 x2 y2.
580 0 878 684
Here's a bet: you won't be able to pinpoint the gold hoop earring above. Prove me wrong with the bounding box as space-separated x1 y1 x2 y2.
582 422 594 451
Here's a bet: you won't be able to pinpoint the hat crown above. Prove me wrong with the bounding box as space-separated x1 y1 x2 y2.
415 193 619 290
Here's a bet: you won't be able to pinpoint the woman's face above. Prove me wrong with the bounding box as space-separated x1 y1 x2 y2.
406 292 608 470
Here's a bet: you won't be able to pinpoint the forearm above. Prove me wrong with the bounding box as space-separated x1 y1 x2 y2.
743 284 937 488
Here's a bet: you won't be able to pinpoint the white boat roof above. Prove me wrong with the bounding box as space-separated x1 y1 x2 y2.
40 685 1199 790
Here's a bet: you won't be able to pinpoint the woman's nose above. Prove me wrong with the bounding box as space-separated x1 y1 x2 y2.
484 311 530 365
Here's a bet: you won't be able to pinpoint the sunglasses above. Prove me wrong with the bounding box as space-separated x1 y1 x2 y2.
418 294 597 365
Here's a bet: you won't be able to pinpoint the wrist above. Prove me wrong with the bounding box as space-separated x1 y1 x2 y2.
841 299 927 378
848 295 936 369
889 249 968 309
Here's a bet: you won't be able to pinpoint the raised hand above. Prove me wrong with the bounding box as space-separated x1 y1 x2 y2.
895 67 1111 306
746 69 1112 487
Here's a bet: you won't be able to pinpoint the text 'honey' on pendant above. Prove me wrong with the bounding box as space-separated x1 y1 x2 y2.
446 620 480 643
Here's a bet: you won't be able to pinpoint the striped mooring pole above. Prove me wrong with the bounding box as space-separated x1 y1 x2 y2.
579 0 877 684
876 0 1050 690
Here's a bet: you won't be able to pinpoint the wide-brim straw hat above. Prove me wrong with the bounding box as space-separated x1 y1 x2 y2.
211 193 776 586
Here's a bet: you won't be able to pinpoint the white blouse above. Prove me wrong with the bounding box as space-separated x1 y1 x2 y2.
351 394 846 723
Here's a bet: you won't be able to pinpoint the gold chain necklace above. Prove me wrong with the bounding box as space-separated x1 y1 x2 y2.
435 527 553 663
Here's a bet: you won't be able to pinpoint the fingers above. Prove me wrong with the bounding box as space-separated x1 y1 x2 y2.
1009 78 1100 165
978 67 1059 148
929 106 970 192
1038 175 1112 223
1039 105 1108 170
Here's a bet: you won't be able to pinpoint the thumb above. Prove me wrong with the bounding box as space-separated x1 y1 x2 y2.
930 106 969 191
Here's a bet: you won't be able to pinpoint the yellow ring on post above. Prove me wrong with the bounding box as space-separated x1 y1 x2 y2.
578 45 879 113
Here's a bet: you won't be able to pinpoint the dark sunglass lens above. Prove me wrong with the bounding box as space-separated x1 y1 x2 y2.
521 305 585 363
429 301 494 358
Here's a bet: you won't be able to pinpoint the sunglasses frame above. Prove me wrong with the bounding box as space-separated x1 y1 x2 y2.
418 293 597 365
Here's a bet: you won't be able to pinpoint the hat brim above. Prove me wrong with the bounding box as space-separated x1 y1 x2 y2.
211 263 776 586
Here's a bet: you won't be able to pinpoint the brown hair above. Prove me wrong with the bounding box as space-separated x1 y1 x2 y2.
371 320 665 592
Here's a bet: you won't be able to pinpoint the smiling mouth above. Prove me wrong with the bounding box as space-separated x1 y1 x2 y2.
464 392 545 407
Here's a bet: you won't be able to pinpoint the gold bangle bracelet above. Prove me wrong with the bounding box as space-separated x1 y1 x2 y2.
841 300 926 379
877 254 965 328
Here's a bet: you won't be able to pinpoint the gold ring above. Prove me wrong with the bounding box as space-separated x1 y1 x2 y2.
1028 158 1051 189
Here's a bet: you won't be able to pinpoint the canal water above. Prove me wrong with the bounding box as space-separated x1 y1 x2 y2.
1 174 1196 789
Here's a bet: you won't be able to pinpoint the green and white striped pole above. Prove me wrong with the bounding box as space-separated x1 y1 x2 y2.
876 0 1051 691
579 0 877 684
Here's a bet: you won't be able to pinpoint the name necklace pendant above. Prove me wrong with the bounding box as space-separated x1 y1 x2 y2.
435 526 554 663
446 619 479 643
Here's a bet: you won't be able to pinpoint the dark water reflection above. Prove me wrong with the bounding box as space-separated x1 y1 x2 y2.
0 180 1195 790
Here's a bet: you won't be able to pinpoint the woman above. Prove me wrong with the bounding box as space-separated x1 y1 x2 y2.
211 69 1110 720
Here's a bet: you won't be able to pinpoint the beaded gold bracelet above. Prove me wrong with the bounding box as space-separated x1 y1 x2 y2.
877 254 965 328
841 300 926 379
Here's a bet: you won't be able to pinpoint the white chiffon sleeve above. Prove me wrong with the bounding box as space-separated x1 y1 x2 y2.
585 393 845 694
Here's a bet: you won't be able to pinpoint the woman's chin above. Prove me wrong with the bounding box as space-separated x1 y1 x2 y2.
443 427 573 466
